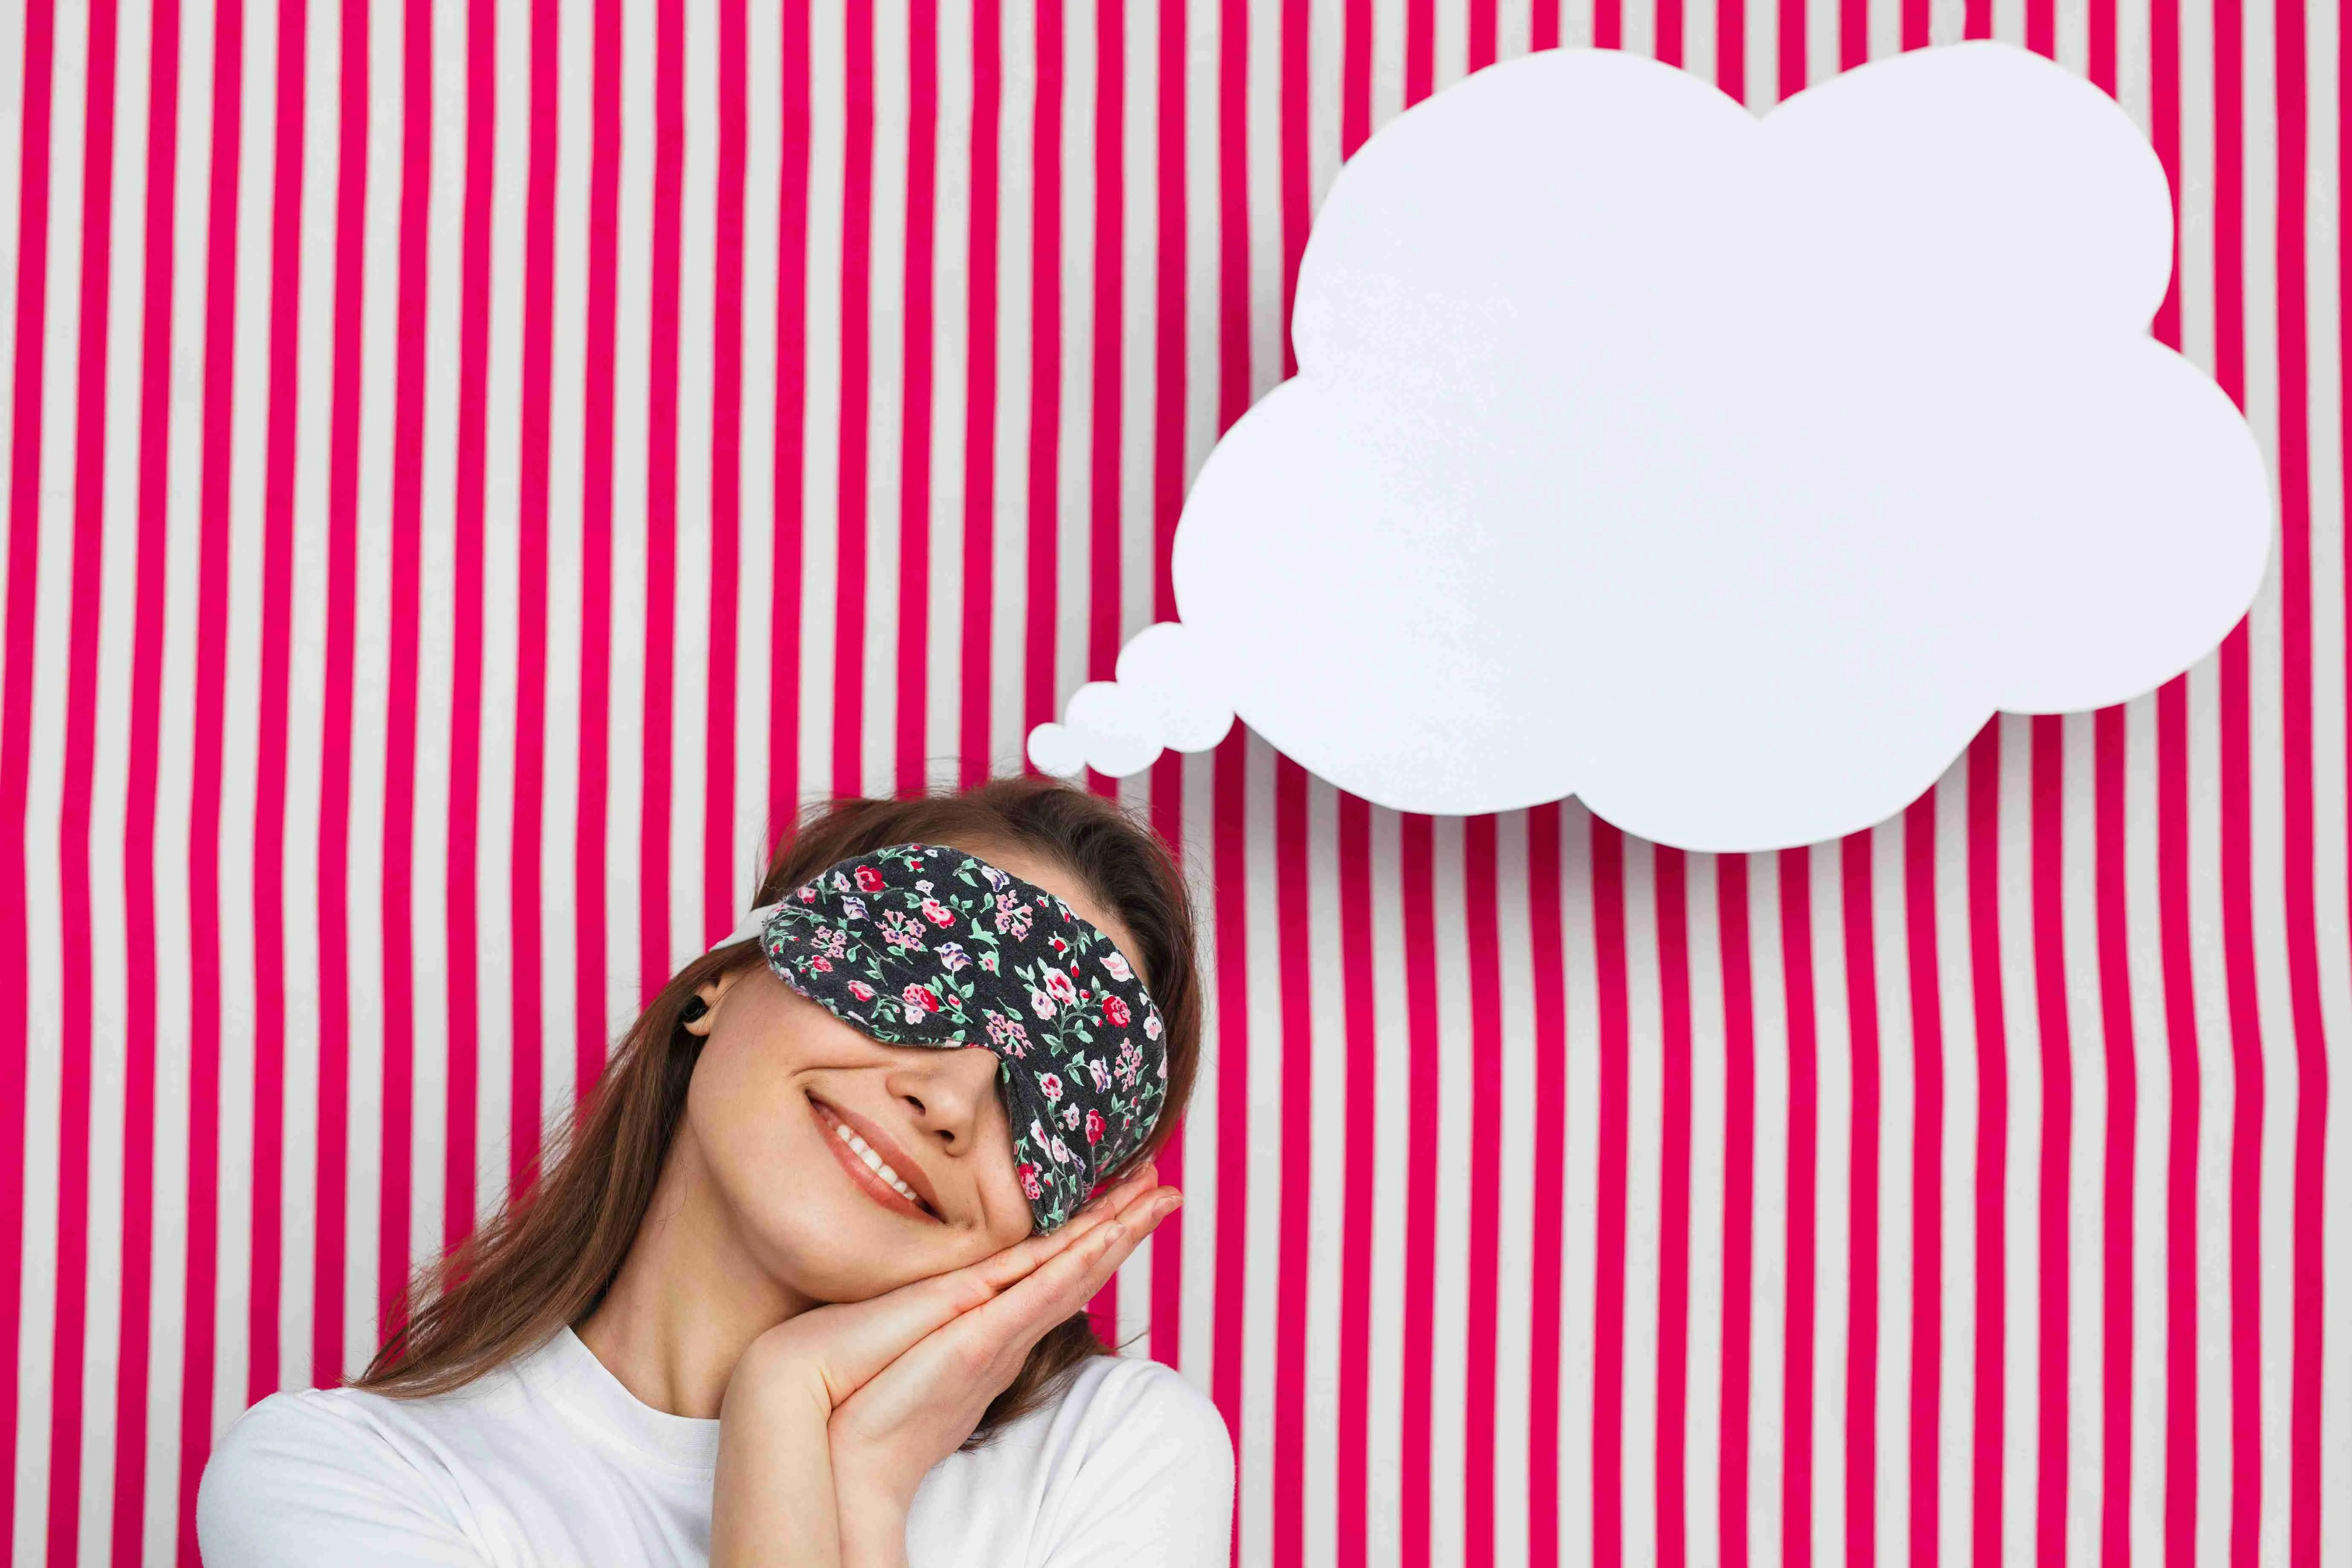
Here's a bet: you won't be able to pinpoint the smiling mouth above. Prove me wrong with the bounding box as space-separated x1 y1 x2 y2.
809 1097 942 1222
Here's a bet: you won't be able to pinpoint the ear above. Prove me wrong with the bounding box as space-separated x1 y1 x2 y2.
682 966 749 1037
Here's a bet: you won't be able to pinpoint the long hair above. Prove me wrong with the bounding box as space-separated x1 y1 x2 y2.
352 774 1204 1449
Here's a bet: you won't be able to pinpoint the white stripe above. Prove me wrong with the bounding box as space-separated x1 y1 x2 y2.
1557 801 1603 1568
344 0 410 1374
985 0 1034 777
1996 712 2043 1568
862 0 910 794
1739 839 1789 1568
541 0 592 1129
603 0 653 1032
1683 849 1729 1568
1931 748 1977 1568
671 0 720 952
210 0 281 1438
16 14 87 1550
736 0 785 849
1618 833 1664 1568
1494 807 1543 1568
1362 794 1408 1568
79 0 156 1549
1176 742 1223 1380
144 0 220 1546
1055 0 1096 720
2059 709 2109 1565
474 0 531 1207
922 0 973 792
1236 730 1282 1568
2301 0 2352 1551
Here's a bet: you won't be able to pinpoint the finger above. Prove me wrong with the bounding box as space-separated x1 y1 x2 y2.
951 1190 1183 1363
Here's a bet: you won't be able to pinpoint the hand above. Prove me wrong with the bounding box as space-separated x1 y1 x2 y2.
832 1166 1195 1523
708 1165 1181 1566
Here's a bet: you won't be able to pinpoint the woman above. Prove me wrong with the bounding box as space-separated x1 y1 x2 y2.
197 776 1229 1565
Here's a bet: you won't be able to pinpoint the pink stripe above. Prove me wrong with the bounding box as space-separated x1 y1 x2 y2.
771 0 809 881
1340 0 1370 156
445 0 494 1255
312 0 370 1383
1966 725 2010 1568
1529 804 1569 1568
1465 815 1505 1565
0 0 52 1543
1405 0 1433 104
1274 759 1316 1566
1901 0 1927 54
2092 707 2137 1568
1715 0 1743 101
1656 0 1682 69
1025 0 1072 748
956 0 1001 788
379 0 434 1342
1021 0 1063 746
1470 0 1497 69
1654 846 1694 1568
2273 0 2331 1551
246 0 306 1403
1716 853 1756 1568
1279 0 1307 381
2147 0 2198 1554
1532 0 1562 52
1841 831 1882 1568
1777 0 1803 101
1590 819 1630 1568
1141 0 1180 1360
1841 0 1865 69
704 0 745 933
1338 795 1378 1568
2206 0 2268 1554
49 2 120 1557
831 0 873 795
509 0 554 1188
1904 792 1945 1568
575 0 618 1098
1398 812 1439 1568
2029 715 2074 1568
175 0 242 1552
1211 732 1254 1566
637 0 684 1000
1777 844 1818 1568
1082 0 1119 694
111 0 182 1554
893 0 937 797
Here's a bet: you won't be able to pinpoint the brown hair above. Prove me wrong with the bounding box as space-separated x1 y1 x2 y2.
353 774 1203 1448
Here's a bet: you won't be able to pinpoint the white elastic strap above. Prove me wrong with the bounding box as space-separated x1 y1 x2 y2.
714 900 784 952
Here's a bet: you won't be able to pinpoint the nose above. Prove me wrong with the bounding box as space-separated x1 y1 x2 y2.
899 1043 1007 1151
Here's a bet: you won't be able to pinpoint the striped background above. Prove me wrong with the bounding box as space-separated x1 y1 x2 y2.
1 0 2346 1564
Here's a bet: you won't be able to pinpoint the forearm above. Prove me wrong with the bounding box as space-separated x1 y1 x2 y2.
710 1371 846 1566
833 1479 915 1568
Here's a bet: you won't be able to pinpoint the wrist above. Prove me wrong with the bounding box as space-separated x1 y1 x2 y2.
831 1485 912 1568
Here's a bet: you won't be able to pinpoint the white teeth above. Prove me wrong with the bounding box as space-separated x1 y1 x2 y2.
833 1121 926 1209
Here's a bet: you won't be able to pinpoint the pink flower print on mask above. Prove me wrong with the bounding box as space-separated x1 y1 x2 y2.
901 983 942 1015
1084 1106 1105 1146
880 909 928 953
937 941 971 972
853 866 885 892
993 892 1032 938
848 980 876 1001
1028 988 1056 1019
1098 951 1133 983
1042 967 1078 1005
920 897 956 927
1143 1010 1162 1040
1038 1071 1064 1102
1102 995 1130 1028
1018 1161 1043 1200
1063 1104 1082 1131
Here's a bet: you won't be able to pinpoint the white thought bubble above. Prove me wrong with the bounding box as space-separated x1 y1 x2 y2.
1028 42 2271 853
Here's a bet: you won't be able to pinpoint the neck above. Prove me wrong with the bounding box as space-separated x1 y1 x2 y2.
572 1130 815 1419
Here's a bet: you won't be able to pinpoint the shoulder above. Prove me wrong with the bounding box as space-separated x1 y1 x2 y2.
197 1387 489 1566
1029 1357 1234 1567
1069 1354 1231 1467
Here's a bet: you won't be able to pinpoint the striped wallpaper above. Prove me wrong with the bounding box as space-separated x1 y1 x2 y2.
1 0 2345 1564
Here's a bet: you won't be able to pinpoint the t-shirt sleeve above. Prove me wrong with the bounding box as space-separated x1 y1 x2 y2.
196 1392 489 1566
1036 1360 1237 1568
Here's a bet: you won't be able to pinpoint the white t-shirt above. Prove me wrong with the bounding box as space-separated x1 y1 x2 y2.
195 1326 1234 1567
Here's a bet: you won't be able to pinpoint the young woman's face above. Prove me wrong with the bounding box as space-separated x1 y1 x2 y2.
676 841 1144 1302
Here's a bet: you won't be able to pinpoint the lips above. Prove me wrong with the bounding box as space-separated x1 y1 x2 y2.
809 1096 943 1223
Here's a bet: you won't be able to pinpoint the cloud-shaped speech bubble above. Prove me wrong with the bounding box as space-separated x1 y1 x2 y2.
1027 42 2271 852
